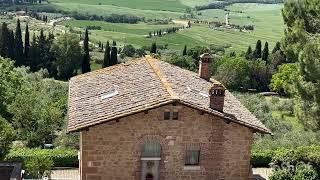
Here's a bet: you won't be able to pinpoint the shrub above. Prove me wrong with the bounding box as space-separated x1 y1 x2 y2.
251 149 274 167
5 148 78 167
25 156 53 178
269 169 293 180
293 165 318 180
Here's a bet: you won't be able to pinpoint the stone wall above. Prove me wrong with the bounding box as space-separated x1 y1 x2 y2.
80 103 253 180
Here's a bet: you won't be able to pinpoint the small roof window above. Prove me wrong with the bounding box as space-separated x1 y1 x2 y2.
101 86 119 100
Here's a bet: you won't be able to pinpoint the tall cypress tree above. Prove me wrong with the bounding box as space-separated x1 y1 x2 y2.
8 30 15 60
30 33 38 71
24 23 30 66
38 29 46 70
245 45 253 60
0 22 10 58
14 19 24 66
262 42 269 62
103 41 111 68
110 40 118 66
182 45 187 56
81 28 91 73
150 42 157 54
253 40 262 59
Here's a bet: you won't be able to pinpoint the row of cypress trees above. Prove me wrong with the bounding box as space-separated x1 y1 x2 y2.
103 40 118 68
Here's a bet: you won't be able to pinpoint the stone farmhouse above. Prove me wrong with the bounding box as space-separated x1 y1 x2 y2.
67 54 270 180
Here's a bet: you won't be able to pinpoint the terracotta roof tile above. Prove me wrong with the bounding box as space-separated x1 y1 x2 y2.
67 56 270 134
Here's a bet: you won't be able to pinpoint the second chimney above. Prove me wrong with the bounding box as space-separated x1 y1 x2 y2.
199 53 212 80
209 83 226 112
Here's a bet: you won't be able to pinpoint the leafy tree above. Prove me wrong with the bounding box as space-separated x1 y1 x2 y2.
250 60 271 91
14 19 24 66
25 156 53 178
135 48 146 57
214 56 251 90
262 42 269 62
282 0 320 130
122 44 136 57
24 24 30 66
182 45 187 56
253 40 262 59
0 116 15 159
0 57 23 119
9 70 68 148
103 41 111 68
52 34 82 80
110 41 118 65
270 63 298 94
150 42 157 54
164 54 196 71
81 28 91 74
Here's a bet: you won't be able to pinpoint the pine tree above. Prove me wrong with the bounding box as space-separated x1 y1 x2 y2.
110 41 118 66
24 23 30 66
182 45 187 56
253 40 262 59
14 19 24 66
0 22 10 58
262 42 269 62
245 45 252 60
103 41 111 68
151 42 157 54
81 28 91 73
272 41 281 54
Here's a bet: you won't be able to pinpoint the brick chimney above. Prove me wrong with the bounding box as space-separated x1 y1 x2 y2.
209 83 226 112
199 53 212 80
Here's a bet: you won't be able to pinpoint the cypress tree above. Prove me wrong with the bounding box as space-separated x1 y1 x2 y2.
245 45 253 60
38 29 46 70
262 42 269 62
82 28 91 73
14 19 24 66
0 22 10 58
253 40 262 59
150 42 157 54
24 23 30 66
182 45 187 56
30 33 38 71
272 41 281 54
8 30 15 60
103 41 111 68
110 41 118 66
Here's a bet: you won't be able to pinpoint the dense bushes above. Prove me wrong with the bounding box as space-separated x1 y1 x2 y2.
251 146 320 169
5 148 78 167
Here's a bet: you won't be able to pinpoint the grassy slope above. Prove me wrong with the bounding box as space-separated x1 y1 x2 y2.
62 3 283 52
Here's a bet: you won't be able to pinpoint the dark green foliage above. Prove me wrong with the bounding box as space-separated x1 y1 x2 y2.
150 42 157 53
182 45 187 56
0 116 15 160
103 41 111 68
262 41 269 62
8 30 15 60
122 44 136 57
81 28 91 74
272 41 281 54
110 41 118 65
0 23 10 58
245 45 253 60
269 169 293 180
24 24 30 66
25 156 53 178
5 148 78 167
14 19 24 66
253 40 262 58
163 54 196 71
251 149 274 167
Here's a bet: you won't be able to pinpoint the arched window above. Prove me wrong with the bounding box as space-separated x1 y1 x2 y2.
141 143 161 158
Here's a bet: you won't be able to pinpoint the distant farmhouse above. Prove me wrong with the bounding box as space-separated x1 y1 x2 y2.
67 54 270 180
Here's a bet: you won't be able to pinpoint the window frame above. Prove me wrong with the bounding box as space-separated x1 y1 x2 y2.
185 150 200 166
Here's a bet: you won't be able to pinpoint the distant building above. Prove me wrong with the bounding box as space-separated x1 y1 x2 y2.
67 54 270 180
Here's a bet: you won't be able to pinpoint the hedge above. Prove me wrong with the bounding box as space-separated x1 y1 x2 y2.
4 148 78 167
251 146 320 169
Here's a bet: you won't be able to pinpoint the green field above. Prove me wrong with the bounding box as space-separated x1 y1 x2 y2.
61 3 283 52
